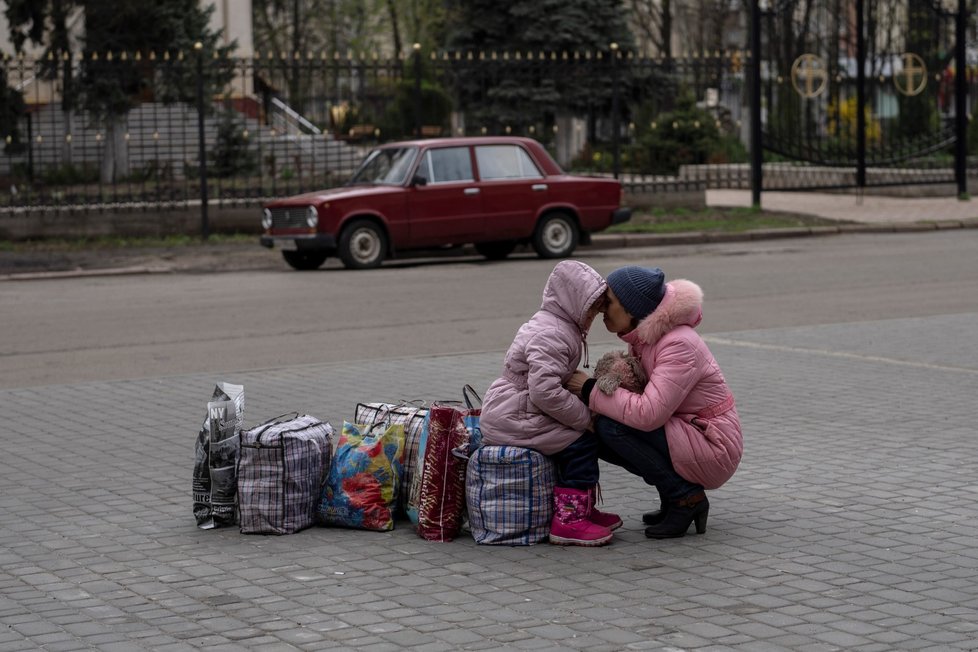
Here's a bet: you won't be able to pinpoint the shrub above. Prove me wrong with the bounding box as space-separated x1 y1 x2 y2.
630 94 747 175
209 109 257 178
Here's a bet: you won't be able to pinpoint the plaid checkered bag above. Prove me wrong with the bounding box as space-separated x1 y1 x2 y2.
354 401 428 516
465 446 555 545
237 413 334 535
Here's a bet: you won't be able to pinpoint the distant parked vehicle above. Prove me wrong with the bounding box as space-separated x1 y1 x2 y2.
260 136 631 270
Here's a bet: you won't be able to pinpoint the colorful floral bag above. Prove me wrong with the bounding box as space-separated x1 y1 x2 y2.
318 417 405 531
354 401 428 516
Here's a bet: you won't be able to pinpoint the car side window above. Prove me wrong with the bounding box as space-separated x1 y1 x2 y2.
475 145 544 180
420 147 474 184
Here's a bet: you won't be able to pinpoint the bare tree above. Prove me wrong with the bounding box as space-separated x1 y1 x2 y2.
629 0 674 59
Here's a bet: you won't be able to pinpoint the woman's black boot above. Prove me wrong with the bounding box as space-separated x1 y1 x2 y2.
641 489 668 525
642 508 665 525
644 492 709 539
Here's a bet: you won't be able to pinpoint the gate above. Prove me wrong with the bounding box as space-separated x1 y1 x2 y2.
749 0 972 194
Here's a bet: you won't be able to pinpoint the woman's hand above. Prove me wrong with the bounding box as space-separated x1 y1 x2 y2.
566 370 591 397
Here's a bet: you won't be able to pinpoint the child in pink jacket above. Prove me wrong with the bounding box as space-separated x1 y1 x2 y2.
480 260 621 546
569 266 743 539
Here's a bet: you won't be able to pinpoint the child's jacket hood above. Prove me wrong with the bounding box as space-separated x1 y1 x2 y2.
541 260 607 334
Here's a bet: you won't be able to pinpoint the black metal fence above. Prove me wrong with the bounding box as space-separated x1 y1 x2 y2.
749 0 976 196
0 39 974 219
0 48 750 216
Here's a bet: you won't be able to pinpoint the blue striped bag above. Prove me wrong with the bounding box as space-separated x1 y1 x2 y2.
465 445 555 545
237 413 334 535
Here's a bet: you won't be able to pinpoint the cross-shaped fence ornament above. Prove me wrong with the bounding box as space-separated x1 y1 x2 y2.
791 54 828 98
894 52 927 96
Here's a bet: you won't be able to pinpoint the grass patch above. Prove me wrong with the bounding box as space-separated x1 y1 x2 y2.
609 206 850 234
0 233 256 252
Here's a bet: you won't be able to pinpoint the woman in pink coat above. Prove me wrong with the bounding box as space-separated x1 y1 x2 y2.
569 266 743 539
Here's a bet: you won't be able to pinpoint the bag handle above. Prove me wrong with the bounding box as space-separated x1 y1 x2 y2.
249 412 300 445
462 384 483 409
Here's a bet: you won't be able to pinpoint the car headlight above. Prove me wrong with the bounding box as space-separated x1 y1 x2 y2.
262 208 272 230
306 205 319 228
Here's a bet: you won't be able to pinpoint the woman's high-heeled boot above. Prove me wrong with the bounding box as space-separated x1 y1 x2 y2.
644 492 709 539
642 489 668 525
642 506 666 525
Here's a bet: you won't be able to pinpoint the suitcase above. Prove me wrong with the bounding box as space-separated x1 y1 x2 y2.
237 413 333 534
465 445 555 545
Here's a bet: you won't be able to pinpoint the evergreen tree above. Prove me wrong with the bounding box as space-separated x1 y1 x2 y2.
444 0 635 137
0 66 27 155
446 0 633 54
76 0 236 182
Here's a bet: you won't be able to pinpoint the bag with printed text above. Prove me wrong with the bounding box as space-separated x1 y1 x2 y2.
192 382 244 529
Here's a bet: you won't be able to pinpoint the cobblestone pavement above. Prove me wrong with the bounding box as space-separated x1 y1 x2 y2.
1 314 977 651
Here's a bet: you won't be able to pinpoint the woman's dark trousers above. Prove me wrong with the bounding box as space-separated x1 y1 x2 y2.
592 415 702 500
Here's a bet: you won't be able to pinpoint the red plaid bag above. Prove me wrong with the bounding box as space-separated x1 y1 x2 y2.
415 386 482 542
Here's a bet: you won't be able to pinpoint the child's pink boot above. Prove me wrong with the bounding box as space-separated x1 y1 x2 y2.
549 487 613 546
587 486 623 531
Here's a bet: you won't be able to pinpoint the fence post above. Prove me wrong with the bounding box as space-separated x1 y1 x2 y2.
413 43 422 138
195 41 210 240
855 0 866 188
954 0 968 198
749 0 762 207
611 43 620 179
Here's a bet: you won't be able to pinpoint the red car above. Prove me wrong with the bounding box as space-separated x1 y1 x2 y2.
260 136 631 270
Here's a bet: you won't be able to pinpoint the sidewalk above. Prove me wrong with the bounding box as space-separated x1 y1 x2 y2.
1 314 976 650
706 189 978 225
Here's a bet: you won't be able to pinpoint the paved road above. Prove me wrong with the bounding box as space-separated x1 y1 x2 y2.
1 230 977 650
2 230 977 389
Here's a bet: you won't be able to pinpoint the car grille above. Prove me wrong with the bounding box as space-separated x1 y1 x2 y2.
269 207 310 229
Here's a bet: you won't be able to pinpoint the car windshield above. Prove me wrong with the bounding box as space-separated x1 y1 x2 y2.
348 147 418 185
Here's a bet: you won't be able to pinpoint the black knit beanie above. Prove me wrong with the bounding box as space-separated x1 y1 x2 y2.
606 266 666 320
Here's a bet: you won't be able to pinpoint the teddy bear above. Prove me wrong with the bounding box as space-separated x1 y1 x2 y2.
592 350 647 395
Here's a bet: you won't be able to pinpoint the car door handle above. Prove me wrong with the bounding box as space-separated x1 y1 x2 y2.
464 188 480 195
532 184 548 191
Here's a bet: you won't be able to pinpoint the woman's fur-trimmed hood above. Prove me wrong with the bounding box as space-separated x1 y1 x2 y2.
633 279 704 345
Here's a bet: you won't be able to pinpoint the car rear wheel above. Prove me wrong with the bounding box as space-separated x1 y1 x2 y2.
282 250 328 270
532 212 579 259
474 241 517 260
338 219 387 269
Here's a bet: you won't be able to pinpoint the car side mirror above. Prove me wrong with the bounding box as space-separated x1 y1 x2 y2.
411 174 427 187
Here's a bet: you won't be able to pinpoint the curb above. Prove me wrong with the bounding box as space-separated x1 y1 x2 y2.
0 265 171 282
584 218 978 250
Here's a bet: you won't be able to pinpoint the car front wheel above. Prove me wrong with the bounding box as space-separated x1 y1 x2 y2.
338 219 387 269
532 212 579 259
282 250 328 270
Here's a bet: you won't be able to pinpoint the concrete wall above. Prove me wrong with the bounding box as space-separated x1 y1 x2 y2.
0 205 259 241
